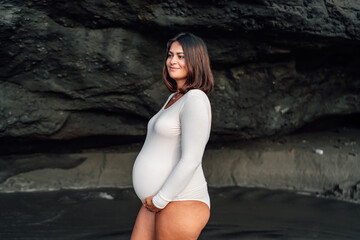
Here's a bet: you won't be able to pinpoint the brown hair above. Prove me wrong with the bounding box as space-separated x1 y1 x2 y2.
162 32 214 94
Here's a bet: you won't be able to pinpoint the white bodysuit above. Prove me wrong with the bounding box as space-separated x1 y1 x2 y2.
132 89 211 209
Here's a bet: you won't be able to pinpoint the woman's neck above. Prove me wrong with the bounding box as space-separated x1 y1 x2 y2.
176 79 186 92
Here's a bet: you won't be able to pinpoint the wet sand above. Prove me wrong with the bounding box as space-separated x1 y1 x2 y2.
0 187 359 240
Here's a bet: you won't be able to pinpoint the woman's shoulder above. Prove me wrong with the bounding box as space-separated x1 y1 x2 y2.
182 89 211 109
185 89 208 99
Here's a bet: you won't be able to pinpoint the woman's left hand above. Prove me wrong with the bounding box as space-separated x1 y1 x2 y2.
143 196 162 213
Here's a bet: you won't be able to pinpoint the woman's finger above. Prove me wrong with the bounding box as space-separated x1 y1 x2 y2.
145 197 150 206
143 196 161 212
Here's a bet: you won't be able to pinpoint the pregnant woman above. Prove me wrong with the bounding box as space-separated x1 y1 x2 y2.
131 32 214 240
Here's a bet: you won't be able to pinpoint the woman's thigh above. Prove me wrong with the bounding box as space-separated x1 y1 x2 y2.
130 205 156 240
155 201 210 240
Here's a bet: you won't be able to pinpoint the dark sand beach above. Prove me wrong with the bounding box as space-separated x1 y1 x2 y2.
0 187 359 240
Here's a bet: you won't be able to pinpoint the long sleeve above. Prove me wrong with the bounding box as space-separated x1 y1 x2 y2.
152 91 211 209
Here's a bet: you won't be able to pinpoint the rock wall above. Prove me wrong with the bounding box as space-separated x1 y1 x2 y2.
1 0 360 142
1 1 359 197
1 129 359 202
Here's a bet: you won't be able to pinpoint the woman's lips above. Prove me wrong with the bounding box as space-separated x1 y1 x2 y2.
169 67 179 71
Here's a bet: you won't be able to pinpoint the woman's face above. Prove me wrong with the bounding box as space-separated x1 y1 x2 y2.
166 41 188 86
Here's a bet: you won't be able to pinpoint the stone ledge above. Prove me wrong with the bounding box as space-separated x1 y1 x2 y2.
0 145 358 201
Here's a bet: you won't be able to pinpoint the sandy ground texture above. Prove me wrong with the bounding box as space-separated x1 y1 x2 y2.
0 187 359 240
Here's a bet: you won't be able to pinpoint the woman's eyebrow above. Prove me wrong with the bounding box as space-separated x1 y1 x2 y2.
168 50 184 54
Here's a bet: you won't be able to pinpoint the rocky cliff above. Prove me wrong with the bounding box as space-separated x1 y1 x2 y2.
1 0 359 143
0 0 359 199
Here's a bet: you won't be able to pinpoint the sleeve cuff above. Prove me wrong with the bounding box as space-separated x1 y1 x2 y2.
152 192 171 209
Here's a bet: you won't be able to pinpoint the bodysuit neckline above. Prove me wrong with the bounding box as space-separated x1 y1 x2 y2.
163 92 185 110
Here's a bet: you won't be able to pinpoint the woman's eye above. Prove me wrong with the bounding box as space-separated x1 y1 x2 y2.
179 55 185 59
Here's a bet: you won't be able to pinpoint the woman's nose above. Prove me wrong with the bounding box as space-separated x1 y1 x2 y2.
170 56 177 64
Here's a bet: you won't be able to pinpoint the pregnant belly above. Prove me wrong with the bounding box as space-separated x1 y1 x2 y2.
132 156 175 200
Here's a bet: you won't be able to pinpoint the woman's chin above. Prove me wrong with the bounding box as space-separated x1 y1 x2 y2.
170 76 186 82
169 74 178 79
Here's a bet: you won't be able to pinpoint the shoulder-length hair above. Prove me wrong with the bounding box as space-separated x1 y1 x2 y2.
162 32 214 94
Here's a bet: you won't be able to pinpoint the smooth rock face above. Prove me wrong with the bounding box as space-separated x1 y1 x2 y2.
0 152 135 192
1 0 360 141
0 129 359 202
0 148 358 202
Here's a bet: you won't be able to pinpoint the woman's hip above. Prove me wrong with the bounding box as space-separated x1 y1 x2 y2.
155 200 210 240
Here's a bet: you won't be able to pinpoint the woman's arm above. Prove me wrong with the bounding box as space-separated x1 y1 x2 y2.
152 91 211 209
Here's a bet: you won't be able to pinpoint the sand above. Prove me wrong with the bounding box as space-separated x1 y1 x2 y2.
0 187 359 239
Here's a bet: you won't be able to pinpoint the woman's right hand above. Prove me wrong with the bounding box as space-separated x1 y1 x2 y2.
143 196 162 213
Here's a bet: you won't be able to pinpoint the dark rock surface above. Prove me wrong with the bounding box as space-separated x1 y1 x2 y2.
1 0 360 142
1 0 360 199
